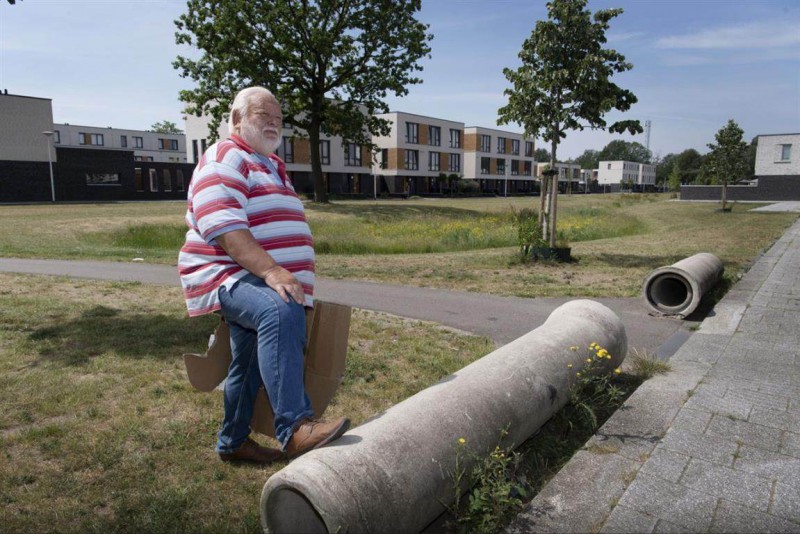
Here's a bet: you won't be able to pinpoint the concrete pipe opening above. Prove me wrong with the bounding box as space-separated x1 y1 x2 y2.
263 486 327 534
646 273 693 313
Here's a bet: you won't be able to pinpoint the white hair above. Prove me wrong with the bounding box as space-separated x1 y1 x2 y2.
227 86 276 132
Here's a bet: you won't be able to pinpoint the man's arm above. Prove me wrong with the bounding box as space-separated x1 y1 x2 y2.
215 229 305 304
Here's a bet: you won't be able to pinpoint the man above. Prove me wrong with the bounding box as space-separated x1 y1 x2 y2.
179 86 349 464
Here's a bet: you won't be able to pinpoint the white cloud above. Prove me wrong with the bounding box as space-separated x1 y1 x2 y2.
656 20 800 50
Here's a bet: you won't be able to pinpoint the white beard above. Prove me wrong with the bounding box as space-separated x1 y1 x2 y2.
241 121 281 155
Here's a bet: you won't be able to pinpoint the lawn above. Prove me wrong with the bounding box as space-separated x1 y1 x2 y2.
0 194 795 298
0 273 493 532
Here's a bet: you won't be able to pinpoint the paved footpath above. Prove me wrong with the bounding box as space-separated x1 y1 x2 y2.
510 217 800 533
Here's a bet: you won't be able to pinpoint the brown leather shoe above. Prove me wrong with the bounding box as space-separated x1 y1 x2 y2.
219 437 284 464
286 417 350 459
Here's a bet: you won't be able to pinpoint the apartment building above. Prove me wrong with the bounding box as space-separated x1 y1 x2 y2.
597 161 656 191
463 126 537 195
371 112 464 195
53 123 187 163
184 112 372 197
755 134 799 177
534 162 583 192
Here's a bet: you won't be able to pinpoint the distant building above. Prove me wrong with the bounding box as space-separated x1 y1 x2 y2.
535 162 582 192
597 161 656 192
53 123 187 163
462 126 537 195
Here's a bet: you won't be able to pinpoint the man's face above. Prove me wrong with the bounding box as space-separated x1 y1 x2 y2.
239 96 283 155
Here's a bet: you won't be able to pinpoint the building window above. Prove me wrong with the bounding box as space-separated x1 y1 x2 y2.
780 144 792 161
429 151 440 171
607 163 612 169
480 157 490 174
449 153 461 172
320 140 330 165
162 169 172 192
428 125 441 146
344 142 362 166
134 168 144 191
282 137 294 163
512 139 520 156
497 137 506 154
148 169 158 192
523 161 532 176
85 173 120 186
54 130 60 144
480 135 491 153
158 138 179 151
497 158 505 175
405 149 419 170
405 122 419 144
381 148 388 169
526 142 534 158
176 169 185 192
192 140 199 163
134 136 144 149
121 135 127 148
511 160 519 176
79 133 104 146
449 129 461 148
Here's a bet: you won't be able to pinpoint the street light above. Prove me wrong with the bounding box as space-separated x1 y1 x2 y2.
42 131 55 202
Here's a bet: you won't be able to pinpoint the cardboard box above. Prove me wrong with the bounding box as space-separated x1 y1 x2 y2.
183 301 351 438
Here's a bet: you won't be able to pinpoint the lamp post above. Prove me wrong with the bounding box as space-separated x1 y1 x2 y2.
42 131 55 202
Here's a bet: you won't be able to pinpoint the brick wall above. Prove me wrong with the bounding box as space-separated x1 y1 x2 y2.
680 176 800 201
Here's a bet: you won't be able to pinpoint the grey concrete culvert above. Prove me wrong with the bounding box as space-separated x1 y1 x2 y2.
260 299 628 533
642 253 723 318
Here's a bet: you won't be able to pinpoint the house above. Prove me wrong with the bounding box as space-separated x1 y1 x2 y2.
597 161 656 192
535 161 583 192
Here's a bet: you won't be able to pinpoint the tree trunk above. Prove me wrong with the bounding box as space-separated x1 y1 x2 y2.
308 121 328 203
549 134 559 247
539 167 548 229
721 181 728 211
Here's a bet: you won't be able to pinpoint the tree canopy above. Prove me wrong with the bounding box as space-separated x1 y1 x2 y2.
150 121 183 135
701 119 749 210
597 139 650 163
534 148 551 162
498 0 641 247
573 149 600 170
174 0 432 202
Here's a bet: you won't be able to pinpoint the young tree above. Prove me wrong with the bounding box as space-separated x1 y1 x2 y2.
702 119 749 211
667 163 682 192
498 0 641 247
150 121 183 135
174 0 431 203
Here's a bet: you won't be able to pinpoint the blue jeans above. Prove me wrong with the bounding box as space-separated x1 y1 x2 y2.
215 274 314 452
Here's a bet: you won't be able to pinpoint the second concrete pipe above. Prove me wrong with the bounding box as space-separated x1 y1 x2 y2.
642 252 724 317
260 299 628 533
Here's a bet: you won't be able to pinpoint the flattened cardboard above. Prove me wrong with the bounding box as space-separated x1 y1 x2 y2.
183 301 351 439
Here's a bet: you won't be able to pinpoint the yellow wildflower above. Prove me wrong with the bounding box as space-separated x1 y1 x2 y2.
570 346 579 351
458 438 466 444
567 364 573 369
598 349 609 358
586 358 592 363
576 372 581 377
614 368 622 375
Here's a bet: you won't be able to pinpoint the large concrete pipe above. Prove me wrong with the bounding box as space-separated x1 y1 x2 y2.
642 252 724 318
260 299 627 533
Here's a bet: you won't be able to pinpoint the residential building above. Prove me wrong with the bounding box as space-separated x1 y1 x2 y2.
185 112 373 197
597 161 657 191
53 123 187 164
535 162 583 192
371 112 464 195
463 126 537 195
755 134 799 176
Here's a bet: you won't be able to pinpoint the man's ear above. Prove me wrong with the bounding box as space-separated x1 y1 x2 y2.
231 109 242 130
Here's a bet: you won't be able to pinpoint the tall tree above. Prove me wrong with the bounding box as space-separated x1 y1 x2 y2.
534 148 551 162
701 119 749 211
150 120 183 134
574 148 600 170
674 149 704 184
655 152 677 190
667 163 682 192
498 0 641 248
597 139 651 163
174 0 432 203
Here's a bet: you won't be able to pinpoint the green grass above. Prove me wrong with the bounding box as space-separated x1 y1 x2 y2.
0 273 493 533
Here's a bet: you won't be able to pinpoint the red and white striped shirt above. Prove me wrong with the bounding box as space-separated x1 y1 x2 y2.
178 135 315 317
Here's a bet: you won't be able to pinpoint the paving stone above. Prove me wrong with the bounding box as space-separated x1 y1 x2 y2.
639 447 691 483
600 504 657 534
707 414 784 452
733 445 800 489
772 482 800 524
710 499 799 533
653 519 696 533
782 431 800 457
616 472 716 531
660 427 738 466
670 407 712 434
684 389 752 420
681 458 773 512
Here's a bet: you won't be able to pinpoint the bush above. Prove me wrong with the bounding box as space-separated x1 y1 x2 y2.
514 208 546 256
459 180 480 194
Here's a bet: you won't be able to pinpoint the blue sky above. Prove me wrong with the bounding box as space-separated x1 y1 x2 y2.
1 0 798 161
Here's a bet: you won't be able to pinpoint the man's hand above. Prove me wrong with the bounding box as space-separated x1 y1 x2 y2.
263 265 305 304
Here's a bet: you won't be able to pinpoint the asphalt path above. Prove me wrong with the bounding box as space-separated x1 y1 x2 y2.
0 258 687 355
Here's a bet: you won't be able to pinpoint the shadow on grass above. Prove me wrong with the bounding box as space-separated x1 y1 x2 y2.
29 305 217 366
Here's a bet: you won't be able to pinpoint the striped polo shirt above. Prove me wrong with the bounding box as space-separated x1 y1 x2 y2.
178 135 315 317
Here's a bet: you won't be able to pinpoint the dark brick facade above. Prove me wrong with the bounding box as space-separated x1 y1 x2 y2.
0 147 195 203
680 176 800 201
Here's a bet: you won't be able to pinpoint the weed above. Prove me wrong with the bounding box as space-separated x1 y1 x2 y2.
628 348 672 379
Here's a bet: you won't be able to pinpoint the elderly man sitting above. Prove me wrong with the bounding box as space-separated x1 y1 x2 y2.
178 86 349 463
